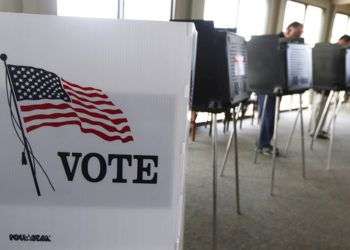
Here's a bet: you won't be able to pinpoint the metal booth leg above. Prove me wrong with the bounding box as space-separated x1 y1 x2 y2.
211 113 218 250
327 93 342 170
299 94 306 179
310 90 334 150
270 96 281 196
220 105 241 215
254 95 268 164
284 109 300 156
221 104 241 176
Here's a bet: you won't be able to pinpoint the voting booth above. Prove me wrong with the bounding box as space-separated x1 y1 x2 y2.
247 35 311 194
173 20 250 112
313 43 350 91
248 35 313 95
0 13 196 250
311 43 350 169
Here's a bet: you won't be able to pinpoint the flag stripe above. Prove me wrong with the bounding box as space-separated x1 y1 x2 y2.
63 79 102 92
26 120 134 142
21 103 71 112
20 101 122 115
66 90 114 105
23 112 131 133
71 99 123 115
63 84 108 99
21 103 127 128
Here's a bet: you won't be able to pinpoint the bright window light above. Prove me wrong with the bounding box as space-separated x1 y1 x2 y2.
204 0 239 28
57 0 118 19
283 1 324 46
331 13 349 43
283 1 306 31
123 0 172 21
237 0 268 41
304 5 323 46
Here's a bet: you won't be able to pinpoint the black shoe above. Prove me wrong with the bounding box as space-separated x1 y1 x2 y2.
317 131 329 140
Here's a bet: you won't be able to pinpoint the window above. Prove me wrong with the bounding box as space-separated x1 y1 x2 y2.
204 0 268 40
283 1 305 30
303 6 323 46
57 0 172 21
123 0 172 21
236 0 268 40
330 13 350 43
204 0 239 28
57 0 118 19
282 1 324 46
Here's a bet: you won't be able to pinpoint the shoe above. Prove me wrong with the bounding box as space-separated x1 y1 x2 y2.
260 145 280 157
317 131 329 140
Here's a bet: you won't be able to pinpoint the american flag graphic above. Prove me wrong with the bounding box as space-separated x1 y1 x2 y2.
8 65 134 143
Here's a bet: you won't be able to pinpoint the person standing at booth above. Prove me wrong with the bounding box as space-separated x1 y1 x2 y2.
258 22 304 155
308 35 350 139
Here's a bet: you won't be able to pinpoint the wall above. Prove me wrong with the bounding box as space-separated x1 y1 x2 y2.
0 0 22 12
174 0 192 19
22 0 56 15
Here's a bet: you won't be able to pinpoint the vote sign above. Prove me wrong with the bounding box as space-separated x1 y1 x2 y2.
0 12 196 250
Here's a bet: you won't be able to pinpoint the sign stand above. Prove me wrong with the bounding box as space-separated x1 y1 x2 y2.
220 104 242 215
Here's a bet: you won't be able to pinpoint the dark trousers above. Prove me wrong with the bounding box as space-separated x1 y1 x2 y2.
258 95 276 148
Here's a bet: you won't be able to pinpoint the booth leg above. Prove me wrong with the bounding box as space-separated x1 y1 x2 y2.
310 91 334 150
254 95 268 164
233 107 241 215
220 116 235 177
251 101 256 126
212 114 218 250
220 106 241 215
221 104 241 176
240 104 246 130
270 96 281 196
299 94 306 179
190 111 197 142
327 93 341 170
284 109 300 156
209 114 213 137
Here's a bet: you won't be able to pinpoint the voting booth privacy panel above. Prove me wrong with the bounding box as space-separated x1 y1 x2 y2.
247 35 313 95
0 13 196 250
313 43 350 91
173 20 250 113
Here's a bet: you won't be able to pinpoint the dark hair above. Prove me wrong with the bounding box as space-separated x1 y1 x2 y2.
339 35 350 42
287 22 304 30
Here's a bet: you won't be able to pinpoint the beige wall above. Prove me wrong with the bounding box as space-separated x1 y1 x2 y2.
0 0 22 12
174 0 192 19
22 0 56 15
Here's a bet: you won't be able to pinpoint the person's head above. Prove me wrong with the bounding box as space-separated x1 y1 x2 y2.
338 35 350 46
285 22 304 39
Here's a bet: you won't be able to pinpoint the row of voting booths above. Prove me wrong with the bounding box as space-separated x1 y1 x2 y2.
183 19 350 250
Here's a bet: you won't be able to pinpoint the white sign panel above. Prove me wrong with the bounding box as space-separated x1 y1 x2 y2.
0 13 195 250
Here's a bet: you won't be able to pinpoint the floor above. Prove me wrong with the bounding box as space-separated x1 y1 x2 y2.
183 106 350 250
